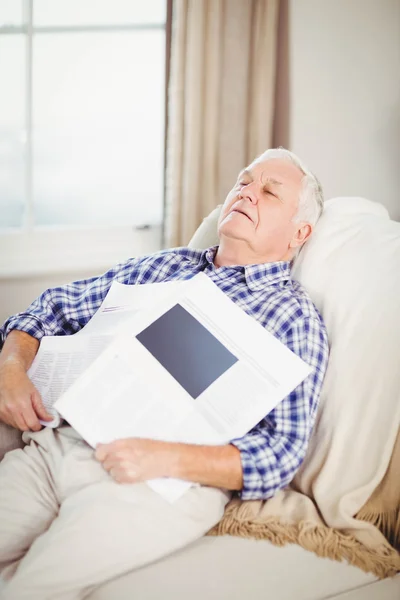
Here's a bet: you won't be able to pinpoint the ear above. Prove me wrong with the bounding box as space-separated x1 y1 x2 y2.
289 222 313 250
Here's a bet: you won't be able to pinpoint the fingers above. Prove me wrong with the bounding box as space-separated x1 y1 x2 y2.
10 411 30 432
31 391 53 422
0 364 47 431
95 445 138 483
3 405 41 432
101 457 138 484
95 440 125 461
22 401 43 432
95 447 123 466
95 438 165 483
101 457 115 472
0 392 45 432
97 452 119 478
95 444 107 461
109 469 133 484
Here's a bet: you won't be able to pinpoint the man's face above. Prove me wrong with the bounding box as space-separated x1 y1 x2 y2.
217 158 305 262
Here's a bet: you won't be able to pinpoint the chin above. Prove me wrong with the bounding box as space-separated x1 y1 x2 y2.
219 222 250 242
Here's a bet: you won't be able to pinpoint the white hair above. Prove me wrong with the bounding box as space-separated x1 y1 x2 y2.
252 147 324 226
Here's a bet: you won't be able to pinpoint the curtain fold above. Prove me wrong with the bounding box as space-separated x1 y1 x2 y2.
165 0 280 247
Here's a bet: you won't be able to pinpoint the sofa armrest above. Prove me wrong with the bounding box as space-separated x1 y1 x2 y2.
0 422 24 461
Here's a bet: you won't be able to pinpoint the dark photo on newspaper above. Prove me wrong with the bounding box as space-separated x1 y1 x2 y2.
136 303 238 399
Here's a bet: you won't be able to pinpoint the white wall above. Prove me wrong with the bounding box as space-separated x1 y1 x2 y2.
288 0 400 219
0 225 162 324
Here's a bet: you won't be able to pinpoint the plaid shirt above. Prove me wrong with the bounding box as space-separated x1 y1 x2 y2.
0 247 329 500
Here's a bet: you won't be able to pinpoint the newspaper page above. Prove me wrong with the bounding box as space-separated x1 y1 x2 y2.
54 273 312 502
28 280 185 427
28 335 111 427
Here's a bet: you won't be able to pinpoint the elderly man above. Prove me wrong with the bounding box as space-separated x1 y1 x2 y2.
0 148 329 599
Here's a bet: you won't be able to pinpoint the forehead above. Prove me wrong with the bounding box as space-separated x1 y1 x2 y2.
244 158 303 189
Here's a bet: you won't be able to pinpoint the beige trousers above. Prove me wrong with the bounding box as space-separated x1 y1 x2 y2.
0 426 230 600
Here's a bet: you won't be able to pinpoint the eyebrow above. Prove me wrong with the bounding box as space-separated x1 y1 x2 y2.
238 170 283 187
262 177 283 186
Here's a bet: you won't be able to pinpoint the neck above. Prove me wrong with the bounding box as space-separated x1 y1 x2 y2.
214 238 293 267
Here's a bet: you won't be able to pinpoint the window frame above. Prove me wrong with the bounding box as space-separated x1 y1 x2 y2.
0 0 169 277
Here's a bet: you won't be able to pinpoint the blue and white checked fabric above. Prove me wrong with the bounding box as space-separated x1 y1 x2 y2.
0 246 329 500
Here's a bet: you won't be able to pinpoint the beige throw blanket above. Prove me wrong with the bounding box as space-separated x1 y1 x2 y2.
208 429 400 579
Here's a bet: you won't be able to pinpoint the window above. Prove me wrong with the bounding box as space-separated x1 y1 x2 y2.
0 0 167 276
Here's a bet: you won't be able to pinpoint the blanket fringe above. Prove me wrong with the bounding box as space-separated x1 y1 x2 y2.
356 505 400 552
207 510 400 579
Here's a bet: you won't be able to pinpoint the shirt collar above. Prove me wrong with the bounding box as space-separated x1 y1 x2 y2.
244 261 291 291
202 246 291 291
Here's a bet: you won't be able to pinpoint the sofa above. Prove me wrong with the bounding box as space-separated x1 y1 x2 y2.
1 196 399 599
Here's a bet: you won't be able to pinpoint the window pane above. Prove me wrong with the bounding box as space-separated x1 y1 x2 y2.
0 0 23 27
33 0 166 27
0 36 25 229
33 31 165 227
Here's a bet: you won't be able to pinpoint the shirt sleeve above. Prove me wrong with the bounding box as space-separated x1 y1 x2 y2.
0 258 141 347
230 316 329 500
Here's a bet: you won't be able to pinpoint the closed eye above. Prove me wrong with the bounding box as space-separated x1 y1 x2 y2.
263 187 281 201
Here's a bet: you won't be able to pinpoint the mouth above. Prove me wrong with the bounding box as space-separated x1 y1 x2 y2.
231 209 253 222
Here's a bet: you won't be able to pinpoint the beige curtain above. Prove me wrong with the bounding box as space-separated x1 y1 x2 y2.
164 0 280 248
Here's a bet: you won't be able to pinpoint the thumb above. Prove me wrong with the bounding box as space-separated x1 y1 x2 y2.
95 445 105 461
31 390 53 421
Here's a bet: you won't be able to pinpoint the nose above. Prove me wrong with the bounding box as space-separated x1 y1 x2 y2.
238 182 258 205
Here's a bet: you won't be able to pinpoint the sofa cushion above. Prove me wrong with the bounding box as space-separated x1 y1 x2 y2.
86 536 380 600
0 422 24 462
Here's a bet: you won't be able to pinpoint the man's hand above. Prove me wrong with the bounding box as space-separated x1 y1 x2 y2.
0 360 53 431
95 438 243 491
95 438 175 484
